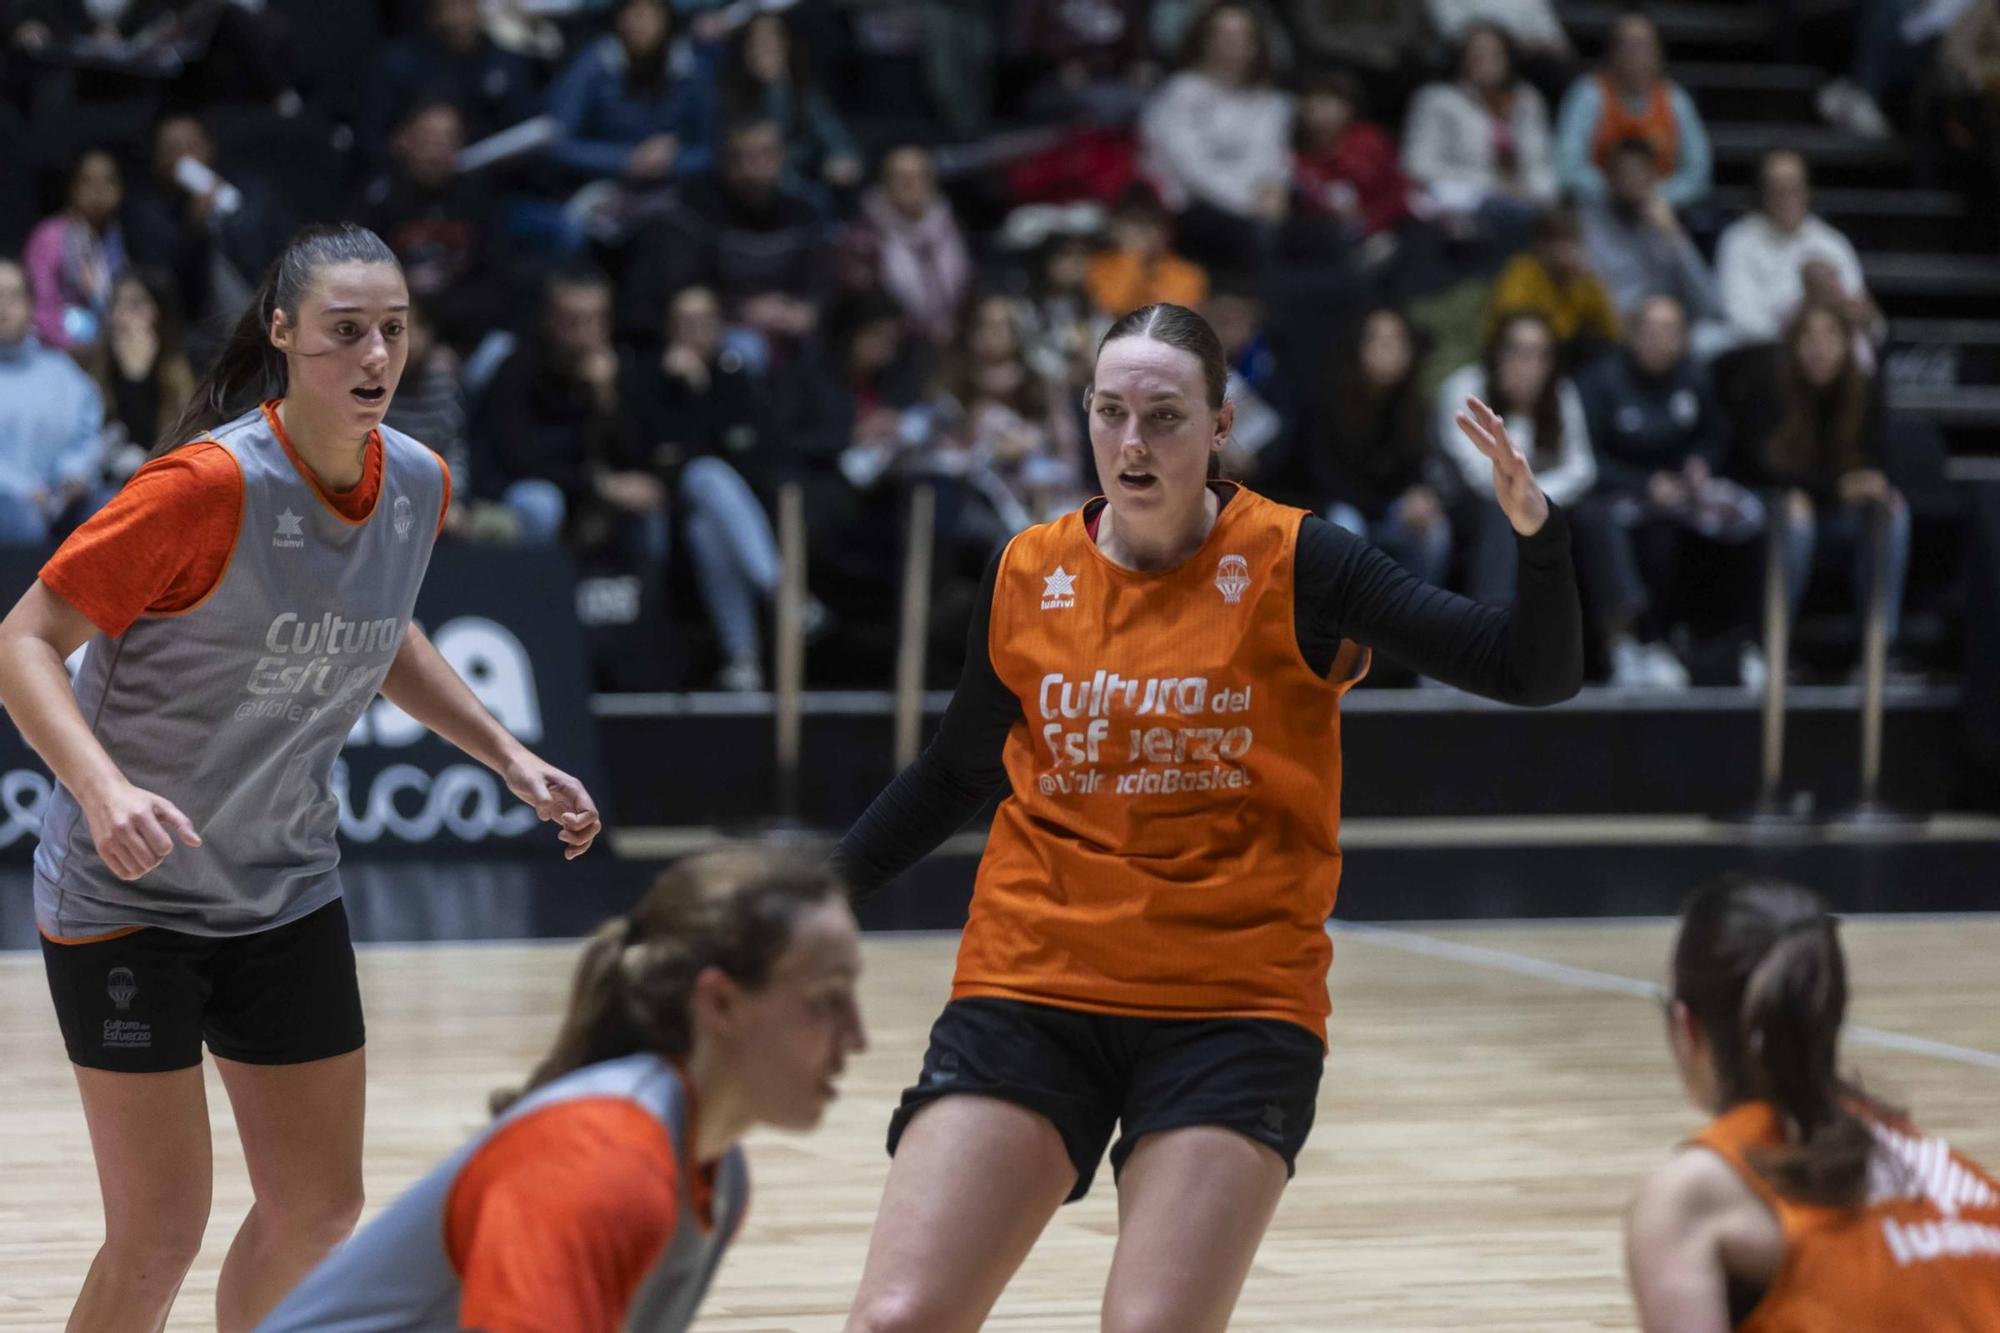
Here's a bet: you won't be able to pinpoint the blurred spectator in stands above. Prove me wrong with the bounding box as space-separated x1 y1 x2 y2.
1150 0 1296 71
920 293 1085 537
922 0 997 139
361 100 510 356
717 11 861 198
1555 9 1711 209
1016 223 1105 397
1577 137 1728 356
0 259 107 546
1437 310 1595 606
474 266 664 556
24 147 124 357
1283 0 1425 97
383 301 514 545
1086 186 1210 317
622 285 773 488
1733 299 1909 659
784 289 934 475
625 117 826 367
1204 284 1288 481
93 272 189 472
3 0 295 113
1424 0 1574 99
1714 150 1882 349
1575 295 1760 687
1013 0 1154 123
1817 0 1972 139
860 146 971 346
1287 69 1414 258
1300 306 1453 587
547 0 716 188
1936 0 2000 228
123 112 292 355
1943 0 2000 90
1139 2 1292 271
359 0 537 175
778 288 937 586
1486 204 1620 358
622 283 814 690
1403 23 1557 242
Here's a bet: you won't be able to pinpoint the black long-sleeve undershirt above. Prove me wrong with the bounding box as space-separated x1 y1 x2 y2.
834 499 1582 899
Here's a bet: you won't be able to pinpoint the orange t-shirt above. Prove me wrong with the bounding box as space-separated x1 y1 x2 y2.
40 401 448 639
446 1096 718 1332
1086 249 1211 319
1589 74 1680 177
1694 1101 2000 1332
959 485 1365 1041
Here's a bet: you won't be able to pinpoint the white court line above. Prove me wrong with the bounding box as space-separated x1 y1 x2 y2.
1333 922 2000 1073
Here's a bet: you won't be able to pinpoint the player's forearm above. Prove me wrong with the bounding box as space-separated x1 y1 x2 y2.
379 624 528 774
0 632 125 805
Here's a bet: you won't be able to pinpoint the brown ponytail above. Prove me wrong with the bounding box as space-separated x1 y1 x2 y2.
157 222 400 456
1673 875 1891 1207
491 845 846 1115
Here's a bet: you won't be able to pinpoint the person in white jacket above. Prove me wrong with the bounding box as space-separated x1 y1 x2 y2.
1139 2 1292 263
1402 23 1558 228
1714 150 1882 347
1436 310 1594 607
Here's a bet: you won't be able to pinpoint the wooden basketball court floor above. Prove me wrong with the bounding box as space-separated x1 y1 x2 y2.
3 915 1996 1331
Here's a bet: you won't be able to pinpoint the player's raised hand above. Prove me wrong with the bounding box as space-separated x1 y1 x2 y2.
1454 395 1550 537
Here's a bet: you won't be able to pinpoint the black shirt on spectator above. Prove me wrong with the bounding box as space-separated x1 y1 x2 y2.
360 170 507 353
1574 349 1727 498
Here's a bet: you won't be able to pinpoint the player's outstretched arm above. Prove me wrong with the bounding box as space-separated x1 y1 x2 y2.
380 622 601 859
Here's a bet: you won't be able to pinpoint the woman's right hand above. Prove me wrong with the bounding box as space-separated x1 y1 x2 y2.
83 780 202 882
1838 468 1891 506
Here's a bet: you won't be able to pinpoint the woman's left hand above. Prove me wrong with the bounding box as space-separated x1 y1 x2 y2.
504 753 602 860
1455 396 1549 537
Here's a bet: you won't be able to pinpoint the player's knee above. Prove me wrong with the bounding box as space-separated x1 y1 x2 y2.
846 1284 965 1333
105 1203 208 1278
261 1180 365 1251
1101 1290 1200 1333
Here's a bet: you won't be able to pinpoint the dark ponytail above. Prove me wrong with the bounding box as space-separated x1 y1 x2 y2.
491 845 847 1116
1673 876 1890 1207
157 222 400 455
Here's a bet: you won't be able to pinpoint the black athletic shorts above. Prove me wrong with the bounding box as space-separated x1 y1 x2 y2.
886 996 1324 1202
41 898 366 1073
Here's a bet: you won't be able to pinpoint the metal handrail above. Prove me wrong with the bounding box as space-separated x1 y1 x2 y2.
1754 495 1791 811
773 482 806 820
893 484 937 771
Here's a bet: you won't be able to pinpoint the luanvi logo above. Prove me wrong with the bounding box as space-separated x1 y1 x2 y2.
1041 565 1076 611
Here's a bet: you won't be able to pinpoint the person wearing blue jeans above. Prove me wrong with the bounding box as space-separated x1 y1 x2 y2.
1326 496 1452 588
0 260 108 547
682 455 793 690
620 284 824 690
1299 308 1455 592
1779 487 1910 651
1739 299 1910 666
500 477 568 545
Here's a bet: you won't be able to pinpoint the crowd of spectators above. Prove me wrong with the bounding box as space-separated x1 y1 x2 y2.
0 0 1985 690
